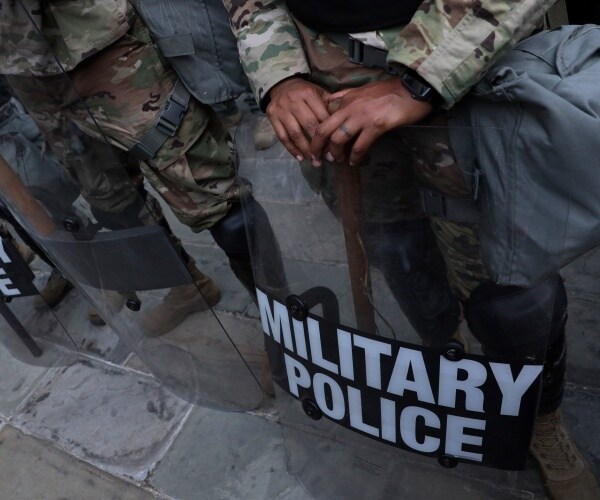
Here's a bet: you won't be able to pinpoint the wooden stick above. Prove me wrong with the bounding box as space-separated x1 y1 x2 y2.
0 154 55 236
334 162 376 334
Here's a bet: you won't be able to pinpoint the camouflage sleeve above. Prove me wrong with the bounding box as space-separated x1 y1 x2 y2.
386 0 557 107
221 0 310 108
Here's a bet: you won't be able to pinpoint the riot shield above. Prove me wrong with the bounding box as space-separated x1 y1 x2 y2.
0 208 78 368
0 87 79 367
0 4 264 410
237 116 600 497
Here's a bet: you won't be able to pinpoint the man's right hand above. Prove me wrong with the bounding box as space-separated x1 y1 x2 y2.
266 77 330 164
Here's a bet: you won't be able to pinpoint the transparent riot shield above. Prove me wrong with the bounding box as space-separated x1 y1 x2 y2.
0 4 264 410
0 89 79 368
236 116 600 498
0 200 78 370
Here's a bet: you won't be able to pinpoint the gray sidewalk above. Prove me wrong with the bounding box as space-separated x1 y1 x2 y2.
0 130 599 499
0 245 310 499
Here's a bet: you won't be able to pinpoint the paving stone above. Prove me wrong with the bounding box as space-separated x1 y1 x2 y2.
9 264 131 364
13 358 191 481
0 426 155 500
0 317 69 419
1 293 77 352
125 353 153 375
149 405 310 500
212 311 265 382
562 384 600 478
48 288 132 364
260 200 346 266
565 292 600 388
562 248 600 296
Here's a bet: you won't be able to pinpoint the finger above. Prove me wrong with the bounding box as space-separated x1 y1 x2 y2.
328 120 358 163
348 127 378 166
327 88 353 101
270 118 304 162
303 93 330 123
311 112 348 160
279 113 313 163
283 115 311 159
292 104 322 140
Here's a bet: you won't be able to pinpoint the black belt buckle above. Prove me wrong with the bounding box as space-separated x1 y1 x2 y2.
156 98 187 137
155 80 190 137
347 37 364 65
346 36 397 75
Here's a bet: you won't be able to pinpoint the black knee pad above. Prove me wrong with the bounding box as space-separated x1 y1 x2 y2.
465 276 568 412
209 203 250 260
210 198 288 300
463 275 567 361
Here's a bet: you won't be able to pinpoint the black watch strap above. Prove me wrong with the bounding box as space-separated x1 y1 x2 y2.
400 69 439 103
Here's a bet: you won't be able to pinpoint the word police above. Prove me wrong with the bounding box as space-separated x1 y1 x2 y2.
258 290 543 464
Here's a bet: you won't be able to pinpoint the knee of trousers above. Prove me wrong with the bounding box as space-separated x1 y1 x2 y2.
90 182 150 231
463 274 567 361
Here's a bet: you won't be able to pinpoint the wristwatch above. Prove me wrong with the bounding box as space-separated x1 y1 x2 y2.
400 69 440 103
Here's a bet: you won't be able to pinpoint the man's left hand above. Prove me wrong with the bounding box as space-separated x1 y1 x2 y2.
310 78 434 166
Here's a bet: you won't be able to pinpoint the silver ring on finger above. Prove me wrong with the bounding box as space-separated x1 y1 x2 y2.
339 123 352 138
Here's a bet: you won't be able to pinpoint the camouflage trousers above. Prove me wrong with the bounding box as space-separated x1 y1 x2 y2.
7 16 237 233
296 20 490 301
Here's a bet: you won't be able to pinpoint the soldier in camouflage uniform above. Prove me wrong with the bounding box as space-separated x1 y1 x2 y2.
0 0 278 336
222 0 600 497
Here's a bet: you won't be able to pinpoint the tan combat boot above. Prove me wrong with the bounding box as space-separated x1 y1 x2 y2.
140 266 221 337
530 410 600 500
253 115 278 150
88 291 129 326
35 268 73 309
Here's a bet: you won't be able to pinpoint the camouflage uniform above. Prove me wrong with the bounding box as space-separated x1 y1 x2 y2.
222 0 557 300
0 0 237 232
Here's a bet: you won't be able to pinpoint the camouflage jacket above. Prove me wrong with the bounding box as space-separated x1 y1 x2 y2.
222 0 557 108
0 0 134 75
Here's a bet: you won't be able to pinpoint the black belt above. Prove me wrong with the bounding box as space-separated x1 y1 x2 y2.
327 33 398 75
131 79 190 161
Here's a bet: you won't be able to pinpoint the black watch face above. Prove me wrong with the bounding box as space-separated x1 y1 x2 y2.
402 73 434 101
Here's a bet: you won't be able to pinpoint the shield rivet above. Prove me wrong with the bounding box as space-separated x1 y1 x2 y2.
286 295 308 321
126 298 141 311
438 455 458 468
63 216 81 233
302 398 323 420
443 339 465 361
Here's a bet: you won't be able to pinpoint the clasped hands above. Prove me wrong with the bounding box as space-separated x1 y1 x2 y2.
266 76 433 167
